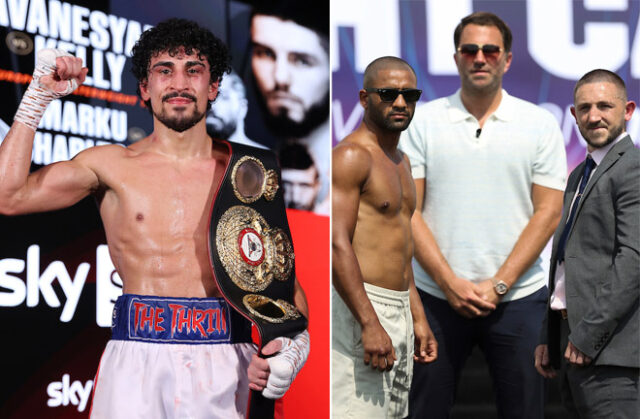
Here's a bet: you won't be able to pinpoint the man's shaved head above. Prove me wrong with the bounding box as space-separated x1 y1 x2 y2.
363 56 416 88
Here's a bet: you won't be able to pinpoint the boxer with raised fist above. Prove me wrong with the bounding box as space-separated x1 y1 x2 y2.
0 18 309 419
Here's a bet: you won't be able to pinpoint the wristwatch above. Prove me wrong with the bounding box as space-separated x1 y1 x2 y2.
491 278 509 295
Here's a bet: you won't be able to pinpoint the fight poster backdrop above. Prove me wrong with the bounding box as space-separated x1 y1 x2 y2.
331 0 640 173
0 0 329 417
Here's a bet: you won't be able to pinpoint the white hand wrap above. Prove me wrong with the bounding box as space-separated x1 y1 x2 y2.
14 49 79 131
262 329 310 400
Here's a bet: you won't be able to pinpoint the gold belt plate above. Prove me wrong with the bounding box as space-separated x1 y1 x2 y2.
242 294 301 324
231 156 279 203
216 205 294 292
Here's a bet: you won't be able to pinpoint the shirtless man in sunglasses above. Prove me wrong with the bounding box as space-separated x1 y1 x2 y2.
399 12 567 418
332 56 437 418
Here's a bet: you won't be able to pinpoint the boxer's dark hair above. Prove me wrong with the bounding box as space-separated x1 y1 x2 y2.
250 0 328 38
131 18 231 109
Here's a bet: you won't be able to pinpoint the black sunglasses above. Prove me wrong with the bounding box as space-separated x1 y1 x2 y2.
457 43 503 58
365 88 422 103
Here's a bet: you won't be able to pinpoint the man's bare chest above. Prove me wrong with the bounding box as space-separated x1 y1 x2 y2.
100 161 221 236
364 160 415 216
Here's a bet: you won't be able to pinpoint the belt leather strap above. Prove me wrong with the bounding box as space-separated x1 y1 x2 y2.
207 140 308 419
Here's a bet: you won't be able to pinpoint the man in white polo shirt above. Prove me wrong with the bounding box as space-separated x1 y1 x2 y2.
399 12 567 418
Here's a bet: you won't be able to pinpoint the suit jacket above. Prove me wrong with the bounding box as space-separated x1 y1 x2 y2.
542 135 639 369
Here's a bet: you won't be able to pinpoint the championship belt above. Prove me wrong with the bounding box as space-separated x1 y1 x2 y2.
207 141 308 419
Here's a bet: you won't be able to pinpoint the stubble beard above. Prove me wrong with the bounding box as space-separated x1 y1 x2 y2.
369 105 413 133
153 93 207 133
581 122 623 150
382 113 413 132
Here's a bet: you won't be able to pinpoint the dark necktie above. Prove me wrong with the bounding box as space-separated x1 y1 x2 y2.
556 155 596 262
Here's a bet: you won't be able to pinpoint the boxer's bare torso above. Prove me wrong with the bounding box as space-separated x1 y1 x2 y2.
333 134 415 292
331 62 440 372
331 98 423 371
92 138 229 297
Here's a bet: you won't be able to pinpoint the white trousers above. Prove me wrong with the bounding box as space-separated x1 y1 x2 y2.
332 283 414 419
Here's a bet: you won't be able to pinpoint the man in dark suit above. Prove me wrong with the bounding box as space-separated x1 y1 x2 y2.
535 69 639 418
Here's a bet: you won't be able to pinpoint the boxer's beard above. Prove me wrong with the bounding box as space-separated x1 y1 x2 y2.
256 81 329 139
153 92 206 133
206 117 237 140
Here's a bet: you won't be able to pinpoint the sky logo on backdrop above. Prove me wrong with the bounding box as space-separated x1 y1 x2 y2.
47 374 93 413
0 244 122 326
